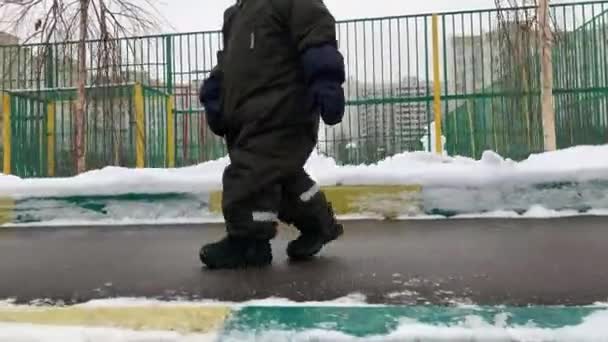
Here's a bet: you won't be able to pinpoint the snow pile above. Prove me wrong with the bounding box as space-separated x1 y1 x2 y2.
0 324 216 342
0 157 229 199
1 145 608 199
0 294 372 310
305 145 608 188
1 145 608 225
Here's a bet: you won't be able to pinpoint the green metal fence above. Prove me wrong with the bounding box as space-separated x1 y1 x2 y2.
445 1 608 159
3 83 170 177
9 93 48 177
1 1 608 177
554 3 608 150
441 5 545 160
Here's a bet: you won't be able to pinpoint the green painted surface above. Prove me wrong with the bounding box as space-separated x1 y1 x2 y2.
221 306 606 338
8 192 208 224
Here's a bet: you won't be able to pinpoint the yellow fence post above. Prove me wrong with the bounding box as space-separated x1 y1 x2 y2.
47 102 56 177
431 14 443 155
2 93 11 175
134 83 145 168
166 95 175 168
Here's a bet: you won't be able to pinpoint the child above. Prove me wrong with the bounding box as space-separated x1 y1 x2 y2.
199 0 345 269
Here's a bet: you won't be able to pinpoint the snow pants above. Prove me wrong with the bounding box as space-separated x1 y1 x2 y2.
221 124 330 240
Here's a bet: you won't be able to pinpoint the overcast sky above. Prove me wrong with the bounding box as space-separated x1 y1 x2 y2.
157 0 586 33
158 0 501 33
0 0 587 38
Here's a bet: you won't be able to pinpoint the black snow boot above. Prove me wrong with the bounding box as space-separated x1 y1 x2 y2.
199 236 272 269
286 200 344 260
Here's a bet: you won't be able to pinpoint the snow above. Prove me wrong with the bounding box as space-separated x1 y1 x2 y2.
306 145 608 188
1 215 224 228
0 323 216 342
2 307 608 342
6 296 608 310
6 206 606 228
1 145 608 225
0 294 373 310
1 145 608 199
2 319 608 342
3 316 607 342
0 157 229 199
449 206 608 219
420 121 447 155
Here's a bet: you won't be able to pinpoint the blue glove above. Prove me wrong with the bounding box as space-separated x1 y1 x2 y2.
311 79 345 126
199 70 225 136
301 43 346 126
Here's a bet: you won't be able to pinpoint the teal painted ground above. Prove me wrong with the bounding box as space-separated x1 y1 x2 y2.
218 306 608 341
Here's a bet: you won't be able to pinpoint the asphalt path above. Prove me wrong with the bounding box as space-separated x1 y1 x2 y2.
1 216 607 306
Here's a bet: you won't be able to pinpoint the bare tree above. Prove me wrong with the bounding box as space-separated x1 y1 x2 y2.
76 0 90 173
494 0 556 151
537 0 556 151
0 0 163 173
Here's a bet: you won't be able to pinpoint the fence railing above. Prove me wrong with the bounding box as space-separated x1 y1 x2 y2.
1 1 608 177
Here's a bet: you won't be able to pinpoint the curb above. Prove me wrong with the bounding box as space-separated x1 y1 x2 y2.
0 306 230 334
0 197 15 225
209 185 424 217
0 304 605 337
1 180 607 225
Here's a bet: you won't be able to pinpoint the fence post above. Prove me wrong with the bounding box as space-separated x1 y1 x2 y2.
165 35 174 95
134 83 145 168
431 14 443 155
2 93 11 175
47 102 56 177
45 45 55 89
166 95 175 168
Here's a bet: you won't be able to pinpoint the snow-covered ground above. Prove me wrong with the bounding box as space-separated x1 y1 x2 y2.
1 297 608 342
0 324 216 342
1 145 607 199
4 317 608 342
4 206 608 228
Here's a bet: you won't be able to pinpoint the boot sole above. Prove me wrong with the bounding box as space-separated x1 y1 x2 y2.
199 247 273 270
200 254 273 270
287 224 345 261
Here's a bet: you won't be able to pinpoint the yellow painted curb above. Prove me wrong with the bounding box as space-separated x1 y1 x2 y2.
0 306 231 333
324 185 423 218
209 191 222 214
209 185 423 219
0 197 15 225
